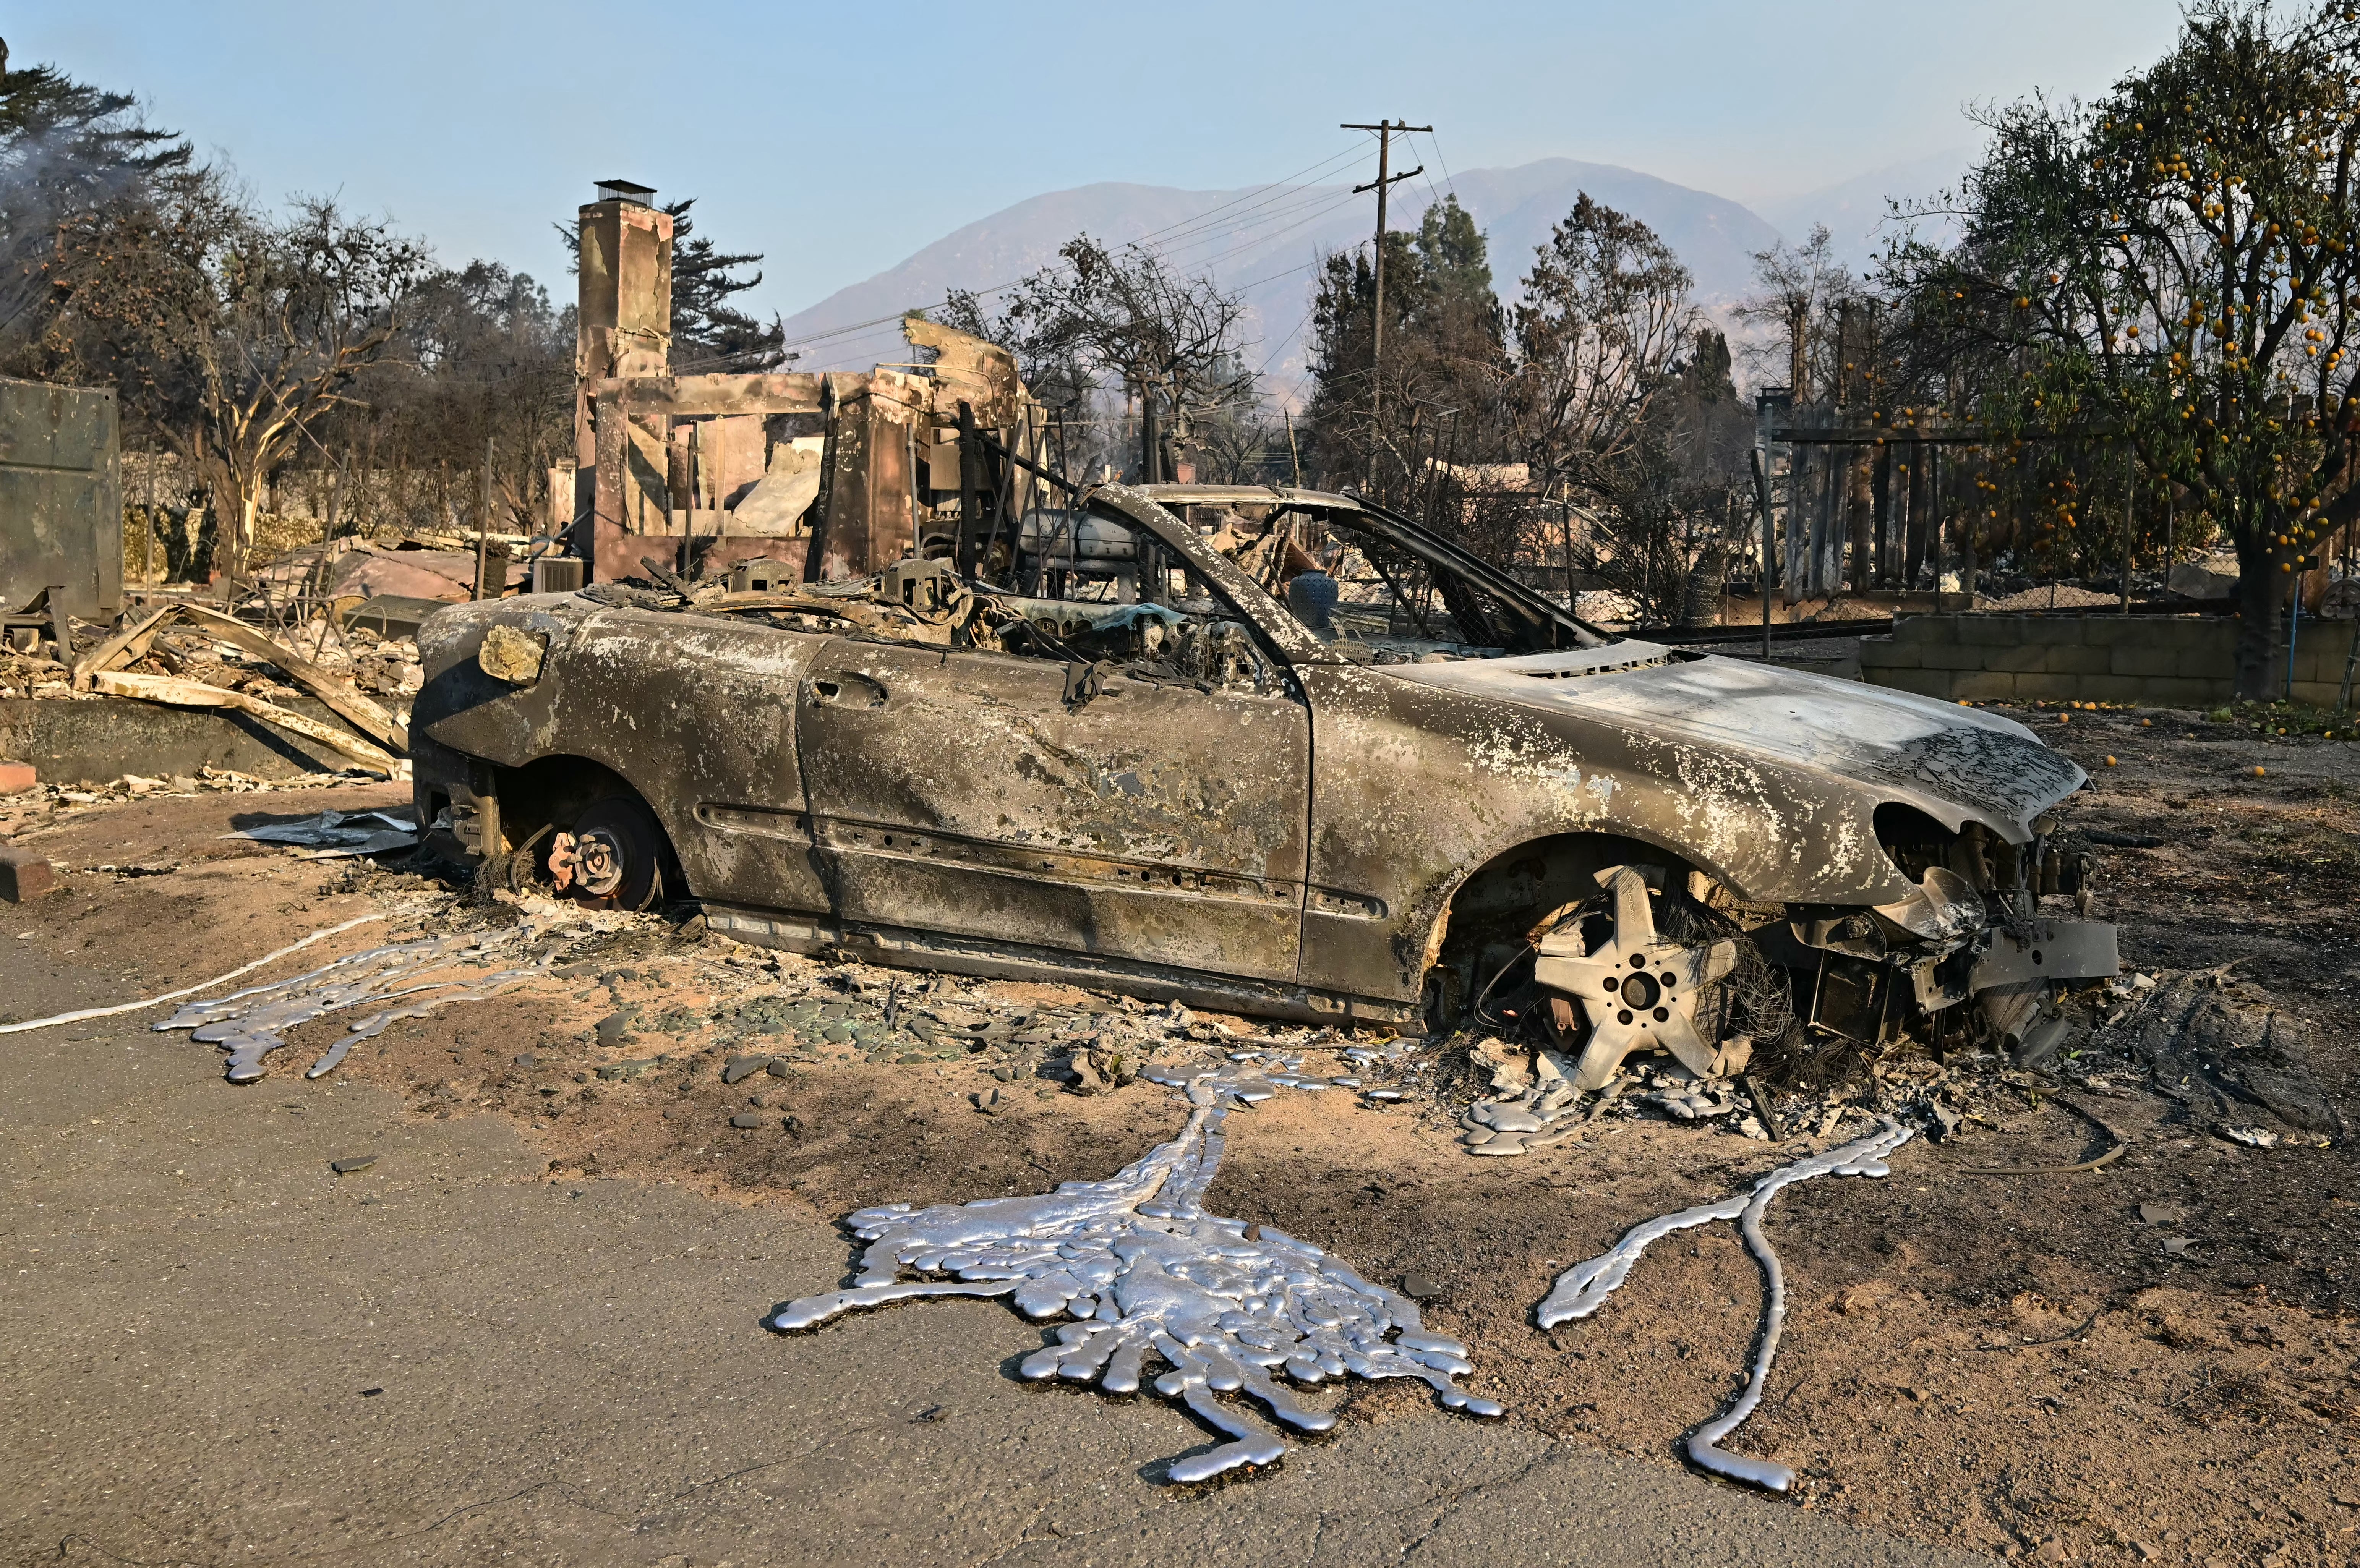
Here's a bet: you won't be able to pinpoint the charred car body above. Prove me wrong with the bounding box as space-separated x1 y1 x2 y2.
412 473 2117 1087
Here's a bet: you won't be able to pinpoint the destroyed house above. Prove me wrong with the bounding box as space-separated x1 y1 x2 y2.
567 181 1051 588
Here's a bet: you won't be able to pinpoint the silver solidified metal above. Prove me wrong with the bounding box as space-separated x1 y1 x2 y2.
1537 1118 1914 1493
155 928 545 1082
770 1067 1503 1482
0 915 385 1037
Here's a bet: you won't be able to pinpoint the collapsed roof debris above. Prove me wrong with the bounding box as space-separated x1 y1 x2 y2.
4 590 424 789
770 1056 1504 1482
225 808 419 859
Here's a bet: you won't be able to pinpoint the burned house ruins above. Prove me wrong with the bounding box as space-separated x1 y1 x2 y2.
566 180 1050 591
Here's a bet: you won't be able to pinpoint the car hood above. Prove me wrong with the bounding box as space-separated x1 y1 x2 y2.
1375 641 2084 843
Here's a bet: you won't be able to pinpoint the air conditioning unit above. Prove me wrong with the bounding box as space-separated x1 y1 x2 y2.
727 558 800 594
531 557 585 594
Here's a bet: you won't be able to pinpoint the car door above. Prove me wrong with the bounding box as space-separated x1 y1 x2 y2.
793 631 1310 986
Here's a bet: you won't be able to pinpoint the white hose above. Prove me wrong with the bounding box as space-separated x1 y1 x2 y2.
0 915 386 1035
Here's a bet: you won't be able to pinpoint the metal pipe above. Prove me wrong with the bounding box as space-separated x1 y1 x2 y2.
1750 447 1774 662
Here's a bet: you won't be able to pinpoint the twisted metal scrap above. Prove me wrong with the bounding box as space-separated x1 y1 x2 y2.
770 1067 1503 1482
156 927 545 1082
1537 1118 1914 1493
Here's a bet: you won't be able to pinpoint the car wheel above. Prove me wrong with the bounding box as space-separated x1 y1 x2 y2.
552 795 669 911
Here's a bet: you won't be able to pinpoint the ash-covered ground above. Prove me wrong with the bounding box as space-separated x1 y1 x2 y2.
3 701 2355 1565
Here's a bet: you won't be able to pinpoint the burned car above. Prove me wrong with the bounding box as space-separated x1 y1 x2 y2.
411 482 2115 1087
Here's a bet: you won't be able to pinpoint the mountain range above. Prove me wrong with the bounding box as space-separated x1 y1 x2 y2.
776 151 1974 392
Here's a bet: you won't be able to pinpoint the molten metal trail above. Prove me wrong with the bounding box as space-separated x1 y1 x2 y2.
155 927 545 1081
770 1067 1502 1482
1537 1118 1914 1492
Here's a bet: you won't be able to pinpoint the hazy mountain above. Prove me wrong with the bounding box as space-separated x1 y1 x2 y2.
1756 147 1975 277
776 158 1785 389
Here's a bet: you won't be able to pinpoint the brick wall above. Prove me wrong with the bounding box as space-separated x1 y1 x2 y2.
1858 614 2358 707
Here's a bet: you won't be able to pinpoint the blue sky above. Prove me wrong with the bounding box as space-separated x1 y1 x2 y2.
17 1 2187 321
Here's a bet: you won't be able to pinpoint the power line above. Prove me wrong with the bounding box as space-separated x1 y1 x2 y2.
775 137 1378 357
1406 131 1446 213
1251 304 1316 380
788 199 1361 374
1423 130 1459 203
786 195 1347 371
1121 136 1376 252
775 194 1332 363
1149 185 1362 270
1182 188 1369 277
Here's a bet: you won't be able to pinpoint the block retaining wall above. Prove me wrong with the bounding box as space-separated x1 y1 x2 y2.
1858 614 2357 708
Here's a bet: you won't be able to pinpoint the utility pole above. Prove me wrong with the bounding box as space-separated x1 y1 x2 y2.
1342 118 1429 492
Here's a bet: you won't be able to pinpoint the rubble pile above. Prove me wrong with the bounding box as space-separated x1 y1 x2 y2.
1436 959 2332 1160
566 943 1428 1113
2 610 421 703
5 598 416 786
0 767 395 840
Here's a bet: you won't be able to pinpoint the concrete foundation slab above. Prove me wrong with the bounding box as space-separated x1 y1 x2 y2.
0 693 404 786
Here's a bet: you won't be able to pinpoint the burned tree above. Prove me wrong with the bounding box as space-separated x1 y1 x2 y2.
41 176 426 577
951 236 1253 481
1303 195 1509 504
1508 196 1696 512
1500 194 1759 620
1736 224 1852 404
342 260 576 536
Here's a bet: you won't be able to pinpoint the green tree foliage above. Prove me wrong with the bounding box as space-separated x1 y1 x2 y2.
662 198 786 371
1303 195 1507 494
1881 0 2360 695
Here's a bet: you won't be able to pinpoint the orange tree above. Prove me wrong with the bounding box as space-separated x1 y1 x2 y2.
1882 1 2360 695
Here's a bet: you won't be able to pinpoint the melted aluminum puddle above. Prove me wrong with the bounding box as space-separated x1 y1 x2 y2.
155 928 547 1082
770 1062 1503 1482
1537 1117 1913 1492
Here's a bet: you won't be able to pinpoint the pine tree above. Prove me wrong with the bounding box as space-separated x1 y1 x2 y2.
661 198 787 371
0 39 190 352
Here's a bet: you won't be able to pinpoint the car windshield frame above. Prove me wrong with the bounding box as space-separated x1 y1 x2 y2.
1114 483 1614 658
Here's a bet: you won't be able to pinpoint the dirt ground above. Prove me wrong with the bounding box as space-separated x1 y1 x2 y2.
2 701 2355 1566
